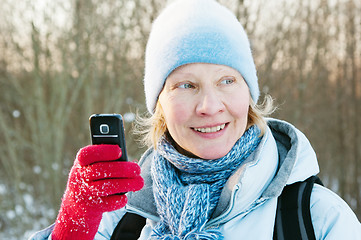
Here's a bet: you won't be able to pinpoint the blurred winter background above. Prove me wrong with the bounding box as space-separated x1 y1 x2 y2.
0 0 360 239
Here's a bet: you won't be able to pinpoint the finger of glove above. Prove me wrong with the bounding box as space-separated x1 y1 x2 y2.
99 194 128 212
76 145 122 166
89 177 144 196
81 161 141 182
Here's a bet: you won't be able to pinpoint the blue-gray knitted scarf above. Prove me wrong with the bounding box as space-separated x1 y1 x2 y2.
150 125 262 240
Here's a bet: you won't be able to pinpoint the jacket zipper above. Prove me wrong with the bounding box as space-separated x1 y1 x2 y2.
206 184 240 228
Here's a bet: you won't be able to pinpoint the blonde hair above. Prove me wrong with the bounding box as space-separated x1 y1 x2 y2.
134 95 276 149
133 102 167 149
248 95 276 136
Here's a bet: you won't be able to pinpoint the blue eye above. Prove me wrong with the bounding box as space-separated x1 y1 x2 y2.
179 83 194 89
220 77 235 85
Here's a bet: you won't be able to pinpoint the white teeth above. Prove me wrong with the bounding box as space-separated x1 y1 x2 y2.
194 124 226 133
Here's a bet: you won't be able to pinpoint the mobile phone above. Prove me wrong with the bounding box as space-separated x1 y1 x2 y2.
89 113 128 162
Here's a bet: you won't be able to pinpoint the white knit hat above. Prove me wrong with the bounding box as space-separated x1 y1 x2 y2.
144 0 259 113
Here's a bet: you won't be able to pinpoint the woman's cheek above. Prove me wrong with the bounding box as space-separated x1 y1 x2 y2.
170 100 191 124
162 94 191 128
226 93 250 128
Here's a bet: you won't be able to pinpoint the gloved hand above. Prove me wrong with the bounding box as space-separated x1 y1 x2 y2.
51 144 144 240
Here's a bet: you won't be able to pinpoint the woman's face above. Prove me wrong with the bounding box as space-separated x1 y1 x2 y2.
158 63 250 159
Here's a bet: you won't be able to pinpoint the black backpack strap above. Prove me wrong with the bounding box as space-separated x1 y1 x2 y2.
273 176 323 240
110 212 146 240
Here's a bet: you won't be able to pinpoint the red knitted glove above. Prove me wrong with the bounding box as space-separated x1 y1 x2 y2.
51 145 144 240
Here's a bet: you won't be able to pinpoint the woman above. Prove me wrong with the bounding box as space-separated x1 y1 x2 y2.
30 0 360 239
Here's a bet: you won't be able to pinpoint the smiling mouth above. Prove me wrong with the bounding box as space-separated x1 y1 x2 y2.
193 123 226 133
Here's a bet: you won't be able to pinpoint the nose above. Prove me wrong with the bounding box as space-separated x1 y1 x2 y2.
195 90 225 116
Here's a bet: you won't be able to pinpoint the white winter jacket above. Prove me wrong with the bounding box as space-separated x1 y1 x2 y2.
29 118 361 239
